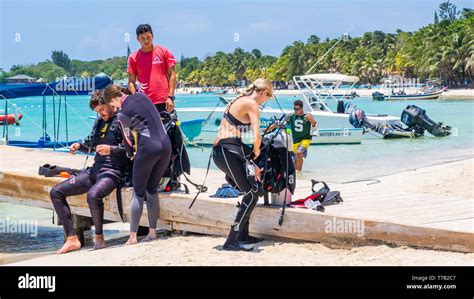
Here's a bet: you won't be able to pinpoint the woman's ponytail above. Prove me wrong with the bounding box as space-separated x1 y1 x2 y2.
104 84 130 103
235 79 273 100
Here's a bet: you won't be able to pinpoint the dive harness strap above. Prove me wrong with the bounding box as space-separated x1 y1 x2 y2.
179 141 208 193
116 185 125 222
188 150 213 209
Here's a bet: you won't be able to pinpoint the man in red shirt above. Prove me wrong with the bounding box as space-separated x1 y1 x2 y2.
128 24 177 112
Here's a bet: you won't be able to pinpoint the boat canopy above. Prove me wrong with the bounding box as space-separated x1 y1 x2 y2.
298 73 359 83
293 73 360 113
0 76 112 99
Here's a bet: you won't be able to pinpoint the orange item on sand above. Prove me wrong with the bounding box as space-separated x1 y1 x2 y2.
59 172 71 178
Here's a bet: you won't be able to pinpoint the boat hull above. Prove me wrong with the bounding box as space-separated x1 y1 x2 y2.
373 91 443 101
189 127 363 146
176 107 396 145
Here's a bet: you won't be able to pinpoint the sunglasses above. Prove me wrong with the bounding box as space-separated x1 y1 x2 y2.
293 106 302 110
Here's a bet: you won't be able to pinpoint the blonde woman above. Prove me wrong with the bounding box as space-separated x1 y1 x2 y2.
212 78 274 251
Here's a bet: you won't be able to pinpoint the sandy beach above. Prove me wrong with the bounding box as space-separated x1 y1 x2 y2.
8 235 474 266
6 158 473 266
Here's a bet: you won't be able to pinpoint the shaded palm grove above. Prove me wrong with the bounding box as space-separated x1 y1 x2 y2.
1 2 472 87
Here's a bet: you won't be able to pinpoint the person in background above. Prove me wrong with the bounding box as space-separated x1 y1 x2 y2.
286 100 317 171
128 24 177 113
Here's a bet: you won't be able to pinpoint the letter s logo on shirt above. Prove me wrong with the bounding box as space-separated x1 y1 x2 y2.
294 119 304 132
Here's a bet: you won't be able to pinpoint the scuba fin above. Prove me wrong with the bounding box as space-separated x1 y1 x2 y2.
288 180 343 209
39 164 81 177
211 184 240 198
311 180 343 206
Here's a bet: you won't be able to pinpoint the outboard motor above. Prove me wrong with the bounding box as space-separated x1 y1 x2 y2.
349 109 417 138
349 109 376 131
401 105 451 137
344 102 357 114
337 100 345 113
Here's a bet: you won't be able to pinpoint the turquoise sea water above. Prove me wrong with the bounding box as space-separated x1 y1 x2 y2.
3 94 473 181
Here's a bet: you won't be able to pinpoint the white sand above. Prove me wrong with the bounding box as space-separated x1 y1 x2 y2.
8 235 474 266
408 158 474 198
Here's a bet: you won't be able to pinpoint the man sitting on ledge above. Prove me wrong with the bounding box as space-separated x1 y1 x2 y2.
50 90 130 254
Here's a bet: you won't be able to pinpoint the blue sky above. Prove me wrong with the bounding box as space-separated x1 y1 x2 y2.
1 0 472 71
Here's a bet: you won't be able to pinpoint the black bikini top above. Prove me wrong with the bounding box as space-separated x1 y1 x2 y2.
223 99 252 131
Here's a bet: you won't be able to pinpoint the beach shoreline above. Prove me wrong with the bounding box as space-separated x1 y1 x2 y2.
175 87 474 99
4 157 473 266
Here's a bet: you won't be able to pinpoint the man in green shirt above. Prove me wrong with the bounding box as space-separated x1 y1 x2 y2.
286 100 317 171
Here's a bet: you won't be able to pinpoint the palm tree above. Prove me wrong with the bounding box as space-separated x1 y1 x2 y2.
360 58 380 83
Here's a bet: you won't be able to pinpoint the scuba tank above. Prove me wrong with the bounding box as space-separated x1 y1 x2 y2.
256 114 296 202
160 111 207 194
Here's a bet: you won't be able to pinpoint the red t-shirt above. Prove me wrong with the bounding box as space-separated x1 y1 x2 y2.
127 45 177 104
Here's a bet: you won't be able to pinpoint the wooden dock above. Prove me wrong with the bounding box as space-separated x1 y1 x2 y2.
0 145 472 253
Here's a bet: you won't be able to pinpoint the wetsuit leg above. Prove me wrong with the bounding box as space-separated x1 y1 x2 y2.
212 145 259 250
224 174 238 189
144 139 172 229
50 170 93 237
86 171 121 235
130 138 170 233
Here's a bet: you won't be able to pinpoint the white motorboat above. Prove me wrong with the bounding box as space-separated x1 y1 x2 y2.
176 73 399 145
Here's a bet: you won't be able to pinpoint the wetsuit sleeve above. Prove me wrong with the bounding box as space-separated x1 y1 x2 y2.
110 121 127 156
117 112 136 158
78 118 100 153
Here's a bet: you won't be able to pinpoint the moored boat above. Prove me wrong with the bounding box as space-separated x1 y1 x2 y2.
372 90 443 101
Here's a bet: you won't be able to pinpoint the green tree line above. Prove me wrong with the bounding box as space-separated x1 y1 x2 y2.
1 2 472 87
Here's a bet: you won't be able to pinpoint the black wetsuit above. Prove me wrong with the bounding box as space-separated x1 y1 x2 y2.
50 113 129 237
118 92 172 233
212 99 260 250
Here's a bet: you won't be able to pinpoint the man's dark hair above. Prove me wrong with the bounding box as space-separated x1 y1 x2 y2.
136 24 153 36
294 100 304 108
89 89 105 110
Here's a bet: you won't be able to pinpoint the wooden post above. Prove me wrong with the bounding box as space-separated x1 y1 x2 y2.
70 215 93 246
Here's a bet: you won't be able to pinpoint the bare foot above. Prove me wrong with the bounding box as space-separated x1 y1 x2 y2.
142 229 157 242
125 233 138 245
93 234 106 250
57 236 81 254
142 235 157 242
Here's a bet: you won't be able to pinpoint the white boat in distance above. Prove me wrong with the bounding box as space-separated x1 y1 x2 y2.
176 73 399 145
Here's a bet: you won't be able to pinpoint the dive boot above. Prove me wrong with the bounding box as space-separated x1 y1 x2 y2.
239 222 263 245
222 225 254 251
